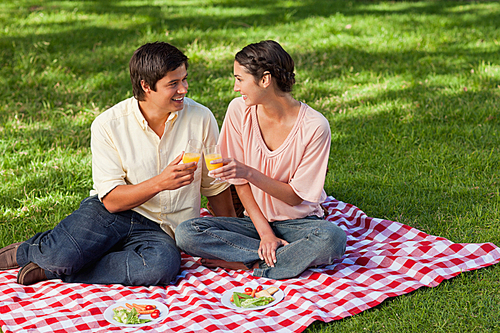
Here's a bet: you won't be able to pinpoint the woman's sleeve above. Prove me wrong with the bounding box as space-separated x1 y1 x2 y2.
289 116 331 203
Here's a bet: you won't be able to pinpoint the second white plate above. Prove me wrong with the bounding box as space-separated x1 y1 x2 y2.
221 286 284 311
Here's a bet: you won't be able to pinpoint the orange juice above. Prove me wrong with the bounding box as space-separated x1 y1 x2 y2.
182 152 201 164
204 153 223 171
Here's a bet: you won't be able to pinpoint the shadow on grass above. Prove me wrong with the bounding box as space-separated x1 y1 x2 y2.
58 0 500 30
1 0 499 120
0 0 499 228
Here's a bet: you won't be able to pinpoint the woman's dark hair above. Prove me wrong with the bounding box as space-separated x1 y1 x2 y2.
235 40 295 93
129 42 188 101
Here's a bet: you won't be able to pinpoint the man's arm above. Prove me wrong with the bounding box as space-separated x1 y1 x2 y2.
206 187 237 217
102 153 196 213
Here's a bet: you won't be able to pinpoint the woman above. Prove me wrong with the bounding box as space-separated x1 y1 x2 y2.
176 40 346 279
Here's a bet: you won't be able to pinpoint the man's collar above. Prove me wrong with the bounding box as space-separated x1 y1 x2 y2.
133 97 180 130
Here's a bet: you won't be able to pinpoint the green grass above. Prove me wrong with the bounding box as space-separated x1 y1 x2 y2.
1 1 499 332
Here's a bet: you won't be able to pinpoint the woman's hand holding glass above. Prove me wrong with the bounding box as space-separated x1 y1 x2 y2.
204 145 226 185
207 157 252 182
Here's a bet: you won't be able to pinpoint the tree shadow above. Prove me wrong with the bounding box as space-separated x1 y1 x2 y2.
1 0 498 120
0 0 499 226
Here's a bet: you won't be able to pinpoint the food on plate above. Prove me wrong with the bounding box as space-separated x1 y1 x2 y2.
113 307 151 324
255 286 279 298
150 309 160 319
112 303 160 324
265 286 279 295
230 285 279 308
125 303 158 314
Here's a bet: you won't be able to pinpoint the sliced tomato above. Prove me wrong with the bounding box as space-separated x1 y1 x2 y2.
151 309 160 319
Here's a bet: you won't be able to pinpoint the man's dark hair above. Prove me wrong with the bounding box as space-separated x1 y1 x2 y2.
129 42 188 101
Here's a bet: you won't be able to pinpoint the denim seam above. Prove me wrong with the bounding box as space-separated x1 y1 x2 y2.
139 251 147 266
271 224 319 231
202 229 257 253
192 221 257 253
125 251 131 285
127 216 141 239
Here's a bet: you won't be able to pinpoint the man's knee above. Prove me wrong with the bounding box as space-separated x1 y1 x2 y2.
175 219 199 251
27 231 86 276
135 243 181 286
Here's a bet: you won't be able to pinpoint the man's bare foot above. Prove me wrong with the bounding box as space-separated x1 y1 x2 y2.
200 258 259 271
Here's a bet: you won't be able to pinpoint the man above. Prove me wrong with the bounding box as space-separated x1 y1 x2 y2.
0 42 235 286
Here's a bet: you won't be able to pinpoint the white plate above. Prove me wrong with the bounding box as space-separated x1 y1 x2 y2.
221 286 284 311
103 299 169 327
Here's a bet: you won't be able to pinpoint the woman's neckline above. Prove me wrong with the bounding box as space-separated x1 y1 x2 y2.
251 102 305 156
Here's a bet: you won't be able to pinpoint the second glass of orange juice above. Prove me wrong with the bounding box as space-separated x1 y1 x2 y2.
204 144 224 184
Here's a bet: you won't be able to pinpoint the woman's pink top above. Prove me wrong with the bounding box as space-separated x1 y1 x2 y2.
219 97 331 221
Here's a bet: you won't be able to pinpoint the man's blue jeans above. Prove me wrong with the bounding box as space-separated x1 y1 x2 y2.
175 216 347 280
16 196 180 286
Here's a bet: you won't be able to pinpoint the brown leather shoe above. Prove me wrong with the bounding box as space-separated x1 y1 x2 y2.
17 262 47 285
0 242 22 270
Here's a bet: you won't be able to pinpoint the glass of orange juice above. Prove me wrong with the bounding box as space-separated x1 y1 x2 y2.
204 144 225 184
182 139 203 166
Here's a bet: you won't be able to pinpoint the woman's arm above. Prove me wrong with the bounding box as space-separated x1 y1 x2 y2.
235 184 289 267
210 158 302 206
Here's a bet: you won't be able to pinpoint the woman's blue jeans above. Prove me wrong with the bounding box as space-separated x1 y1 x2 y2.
16 196 180 286
175 216 346 280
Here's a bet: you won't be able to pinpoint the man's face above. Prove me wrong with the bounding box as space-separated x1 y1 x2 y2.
143 63 189 113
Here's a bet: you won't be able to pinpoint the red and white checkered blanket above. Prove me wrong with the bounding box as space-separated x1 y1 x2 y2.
1 196 499 333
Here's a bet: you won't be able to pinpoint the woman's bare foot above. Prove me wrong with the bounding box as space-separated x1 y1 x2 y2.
200 258 259 271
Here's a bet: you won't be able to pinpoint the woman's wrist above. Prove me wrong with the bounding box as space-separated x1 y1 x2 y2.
241 164 254 182
256 226 276 239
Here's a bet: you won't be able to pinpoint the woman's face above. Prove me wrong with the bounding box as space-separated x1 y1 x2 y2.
233 61 267 106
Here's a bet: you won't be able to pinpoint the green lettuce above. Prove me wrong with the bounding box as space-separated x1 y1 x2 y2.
240 296 275 308
113 307 151 324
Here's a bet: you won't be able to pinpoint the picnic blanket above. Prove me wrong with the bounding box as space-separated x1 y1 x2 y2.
0 196 499 333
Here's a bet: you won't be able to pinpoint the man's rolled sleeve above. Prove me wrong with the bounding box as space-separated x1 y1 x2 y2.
90 120 127 200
